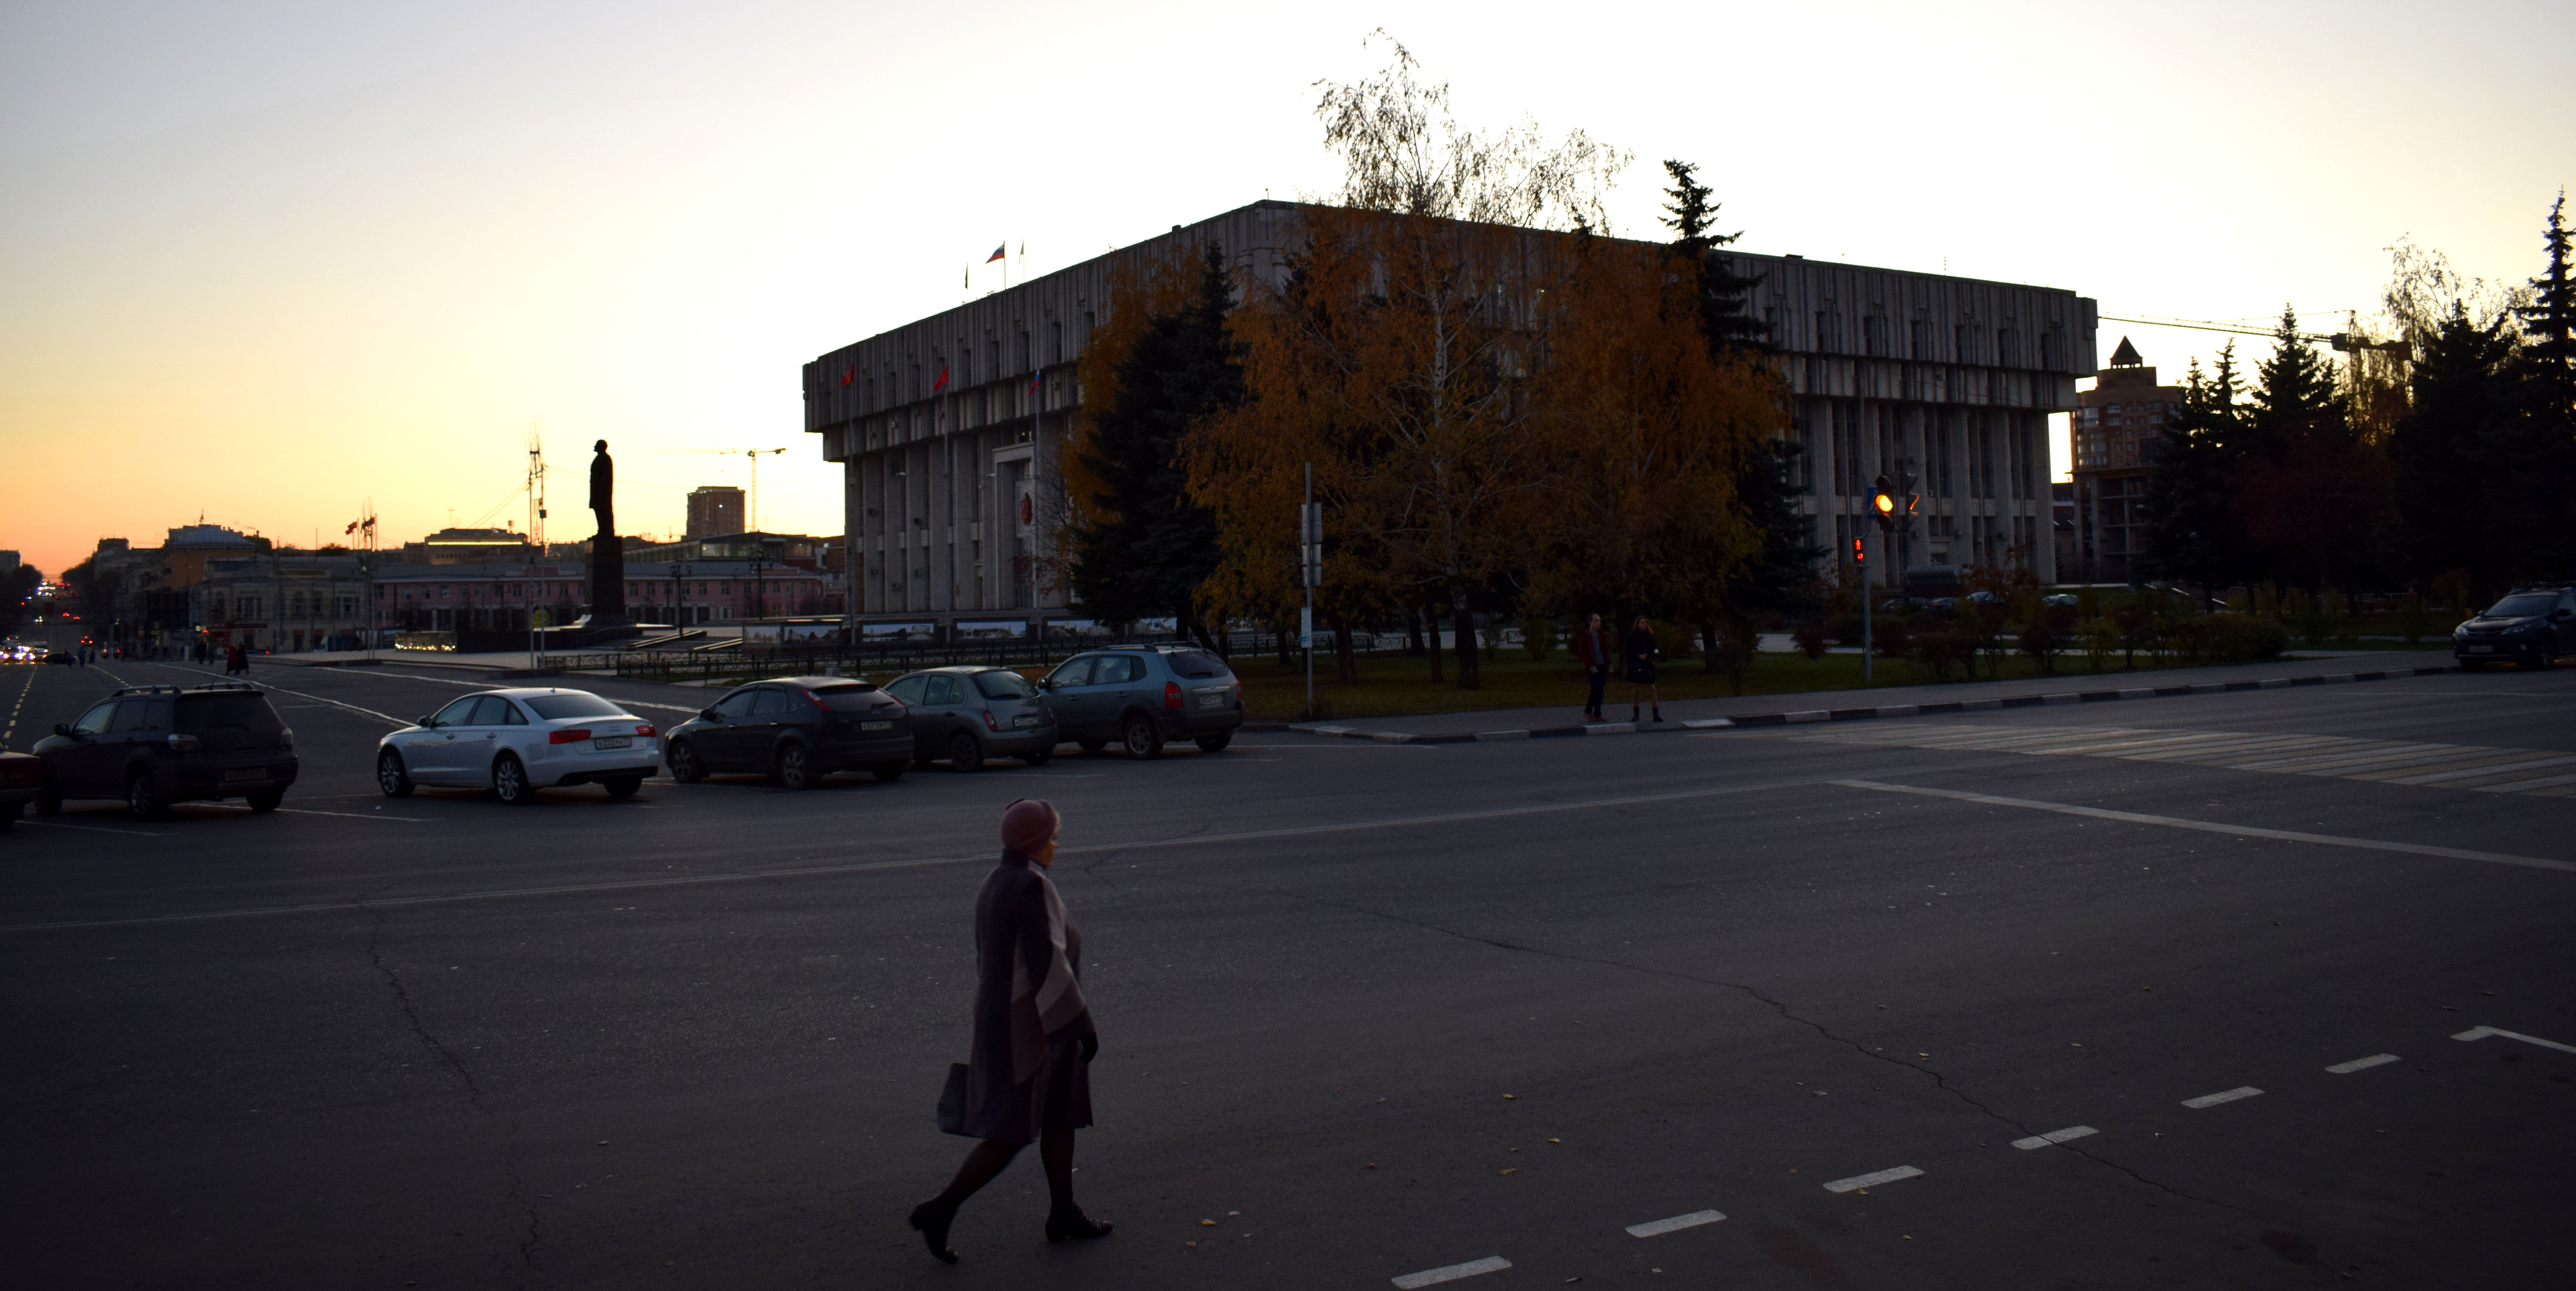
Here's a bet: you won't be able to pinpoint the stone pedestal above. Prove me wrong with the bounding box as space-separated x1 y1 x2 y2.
588 534 632 630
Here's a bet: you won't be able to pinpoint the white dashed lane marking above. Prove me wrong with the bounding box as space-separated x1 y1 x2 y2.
1822 1165 1922 1193
2454 1025 2576 1056
2326 1054 2400 1074
1625 1210 1725 1238
1391 1255 1511 1287
2011 1125 2099 1149
2182 1086 2264 1109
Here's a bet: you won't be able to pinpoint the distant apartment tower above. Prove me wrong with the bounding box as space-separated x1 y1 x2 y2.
2069 337 2183 582
0 550 18 572
687 486 745 539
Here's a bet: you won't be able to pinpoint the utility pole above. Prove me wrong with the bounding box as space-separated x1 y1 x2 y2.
1300 464 1322 718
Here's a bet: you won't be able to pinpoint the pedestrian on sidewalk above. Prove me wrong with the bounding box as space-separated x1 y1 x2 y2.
1623 614 1663 724
909 798 1111 1263
1571 612 1613 721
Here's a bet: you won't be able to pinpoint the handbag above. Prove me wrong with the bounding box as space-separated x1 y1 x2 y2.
936 1062 971 1136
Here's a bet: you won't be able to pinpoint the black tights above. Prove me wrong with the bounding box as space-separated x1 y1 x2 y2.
933 1127 1078 1212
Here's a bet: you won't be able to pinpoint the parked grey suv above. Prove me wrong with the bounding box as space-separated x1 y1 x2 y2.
1039 646 1242 758
883 667 1059 770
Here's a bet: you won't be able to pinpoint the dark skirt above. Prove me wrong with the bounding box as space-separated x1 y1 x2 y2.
965 1037 1092 1146
1624 660 1657 684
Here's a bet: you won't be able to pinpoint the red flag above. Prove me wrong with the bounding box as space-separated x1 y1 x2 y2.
931 366 951 394
344 520 358 535
839 367 854 386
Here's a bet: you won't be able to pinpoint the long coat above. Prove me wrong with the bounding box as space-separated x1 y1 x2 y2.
961 851 1094 1144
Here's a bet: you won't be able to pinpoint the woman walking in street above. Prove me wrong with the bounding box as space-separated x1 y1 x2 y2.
908 798 1111 1263
1623 614 1663 724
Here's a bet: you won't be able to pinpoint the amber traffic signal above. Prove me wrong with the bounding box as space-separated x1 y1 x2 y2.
1870 474 1898 533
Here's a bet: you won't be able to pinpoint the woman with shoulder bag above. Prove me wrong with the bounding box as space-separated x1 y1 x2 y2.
908 798 1111 1262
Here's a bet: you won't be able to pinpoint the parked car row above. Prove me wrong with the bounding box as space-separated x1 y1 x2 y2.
6 647 1247 821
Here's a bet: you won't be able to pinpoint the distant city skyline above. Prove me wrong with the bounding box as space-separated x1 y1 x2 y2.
4 0 2568 577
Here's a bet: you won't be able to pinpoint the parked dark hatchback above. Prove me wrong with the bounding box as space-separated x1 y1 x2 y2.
662 675 913 788
0 752 44 828
2454 585 2576 669
883 666 1059 770
1038 646 1242 758
32 683 298 819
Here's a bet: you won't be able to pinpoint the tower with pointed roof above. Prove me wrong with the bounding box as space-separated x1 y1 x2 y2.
2067 336 2184 582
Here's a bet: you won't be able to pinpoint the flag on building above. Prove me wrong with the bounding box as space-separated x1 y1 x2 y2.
986 244 1006 264
931 366 951 394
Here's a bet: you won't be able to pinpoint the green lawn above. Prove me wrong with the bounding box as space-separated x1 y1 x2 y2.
1225 647 2275 722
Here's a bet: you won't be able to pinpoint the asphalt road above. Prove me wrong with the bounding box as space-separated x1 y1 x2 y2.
3 656 2572 1289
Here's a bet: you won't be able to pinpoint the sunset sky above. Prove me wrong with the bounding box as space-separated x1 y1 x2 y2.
3 0 2568 578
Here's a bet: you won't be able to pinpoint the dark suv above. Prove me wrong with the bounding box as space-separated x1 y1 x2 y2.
1038 646 1242 758
662 676 913 788
33 683 298 819
2454 585 2576 670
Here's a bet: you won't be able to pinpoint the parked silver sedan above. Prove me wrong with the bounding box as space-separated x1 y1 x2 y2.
881 667 1058 770
377 688 660 804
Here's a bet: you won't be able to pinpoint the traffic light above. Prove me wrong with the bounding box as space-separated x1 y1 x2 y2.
1870 474 1898 533
1850 536 1865 566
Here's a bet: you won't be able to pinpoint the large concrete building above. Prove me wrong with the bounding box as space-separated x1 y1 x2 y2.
686 486 745 539
802 201 2095 634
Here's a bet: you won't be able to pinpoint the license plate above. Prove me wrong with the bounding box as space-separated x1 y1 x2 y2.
1197 692 1224 709
224 768 266 782
1012 712 1042 727
593 736 632 749
860 720 893 731
2467 646 2493 653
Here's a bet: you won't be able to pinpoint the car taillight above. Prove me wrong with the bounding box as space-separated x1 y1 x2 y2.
549 728 592 745
1164 681 1182 710
981 710 998 731
633 724 655 739
166 733 202 752
277 727 293 749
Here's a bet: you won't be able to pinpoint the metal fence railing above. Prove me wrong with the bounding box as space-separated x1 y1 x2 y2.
539 629 1446 685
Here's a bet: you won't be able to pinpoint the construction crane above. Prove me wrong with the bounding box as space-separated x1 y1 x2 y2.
659 446 789 533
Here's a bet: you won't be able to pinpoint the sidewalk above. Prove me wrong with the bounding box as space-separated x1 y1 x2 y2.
1287 649 2462 744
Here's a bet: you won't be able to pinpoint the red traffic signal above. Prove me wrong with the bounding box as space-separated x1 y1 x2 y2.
1850 536 1866 565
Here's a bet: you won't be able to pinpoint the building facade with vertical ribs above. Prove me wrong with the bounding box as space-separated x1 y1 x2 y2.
802 201 2094 634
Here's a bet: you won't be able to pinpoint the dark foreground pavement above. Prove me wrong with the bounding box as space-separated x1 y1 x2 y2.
2 656 2571 1288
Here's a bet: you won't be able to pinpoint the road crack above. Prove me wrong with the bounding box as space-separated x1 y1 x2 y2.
361 903 544 1270
1159 872 2233 1211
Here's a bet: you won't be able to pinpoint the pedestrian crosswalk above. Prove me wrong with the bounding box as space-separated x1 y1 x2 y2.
1789 723 2576 798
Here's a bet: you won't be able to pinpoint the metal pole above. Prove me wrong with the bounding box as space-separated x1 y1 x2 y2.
1303 463 1315 719
1861 531 1873 683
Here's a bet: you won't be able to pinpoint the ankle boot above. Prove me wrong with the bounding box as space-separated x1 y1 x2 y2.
908 1198 960 1263
1045 1204 1114 1243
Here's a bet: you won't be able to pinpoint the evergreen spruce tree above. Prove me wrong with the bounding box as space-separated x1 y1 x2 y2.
2493 191 2576 582
2136 347 2249 595
2387 305 2517 594
1659 158 1814 638
1661 160 1771 354
1069 243 1245 646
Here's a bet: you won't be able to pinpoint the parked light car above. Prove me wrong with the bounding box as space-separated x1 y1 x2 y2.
2454 584 2576 670
1 751 47 827
33 682 297 819
882 666 1058 770
377 688 659 804
1037 646 1242 758
661 675 912 788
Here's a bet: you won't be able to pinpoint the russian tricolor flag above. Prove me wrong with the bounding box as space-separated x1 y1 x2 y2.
986 244 1006 264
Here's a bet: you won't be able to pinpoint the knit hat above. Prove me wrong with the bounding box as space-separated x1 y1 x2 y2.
1001 798 1060 854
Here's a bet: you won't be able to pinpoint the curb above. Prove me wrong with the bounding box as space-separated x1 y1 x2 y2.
1285 665 2460 745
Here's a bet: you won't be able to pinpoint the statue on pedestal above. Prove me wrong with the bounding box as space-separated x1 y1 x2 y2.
587 439 630 630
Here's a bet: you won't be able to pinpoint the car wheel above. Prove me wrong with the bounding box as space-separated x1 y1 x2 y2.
1077 739 1107 754
1122 715 1165 760
948 732 985 772
0 800 18 830
668 740 705 783
245 788 284 812
777 742 819 790
35 790 60 817
126 772 166 821
1023 748 1054 767
493 754 534 806
1194 730 1233 753
870 762 906 782
602 776 642 800
377 749 414 798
